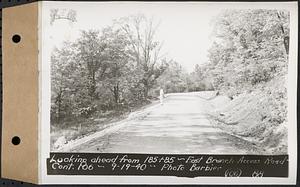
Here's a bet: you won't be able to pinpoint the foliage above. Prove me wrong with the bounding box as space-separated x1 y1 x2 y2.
51 10 290 133
114 15 168 98
155 61 186 93
203 10 289 97
199 9 289 129
51 14 172 125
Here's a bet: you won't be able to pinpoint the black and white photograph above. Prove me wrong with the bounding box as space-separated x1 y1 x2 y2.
48 3 290 154
39 1 297 184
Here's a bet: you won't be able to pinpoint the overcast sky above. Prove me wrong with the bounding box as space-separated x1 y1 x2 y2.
43 2 226 72
42 2 293 72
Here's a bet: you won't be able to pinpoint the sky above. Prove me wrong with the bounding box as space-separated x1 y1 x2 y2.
42 2 297 72
43 2 227 72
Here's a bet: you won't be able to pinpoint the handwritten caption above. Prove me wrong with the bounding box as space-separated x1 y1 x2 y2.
47 153 288 177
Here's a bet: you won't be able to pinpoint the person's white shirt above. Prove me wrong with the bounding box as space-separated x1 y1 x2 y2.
159 89 164 105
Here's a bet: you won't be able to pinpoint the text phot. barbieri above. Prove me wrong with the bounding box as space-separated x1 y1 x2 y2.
1 1 298 185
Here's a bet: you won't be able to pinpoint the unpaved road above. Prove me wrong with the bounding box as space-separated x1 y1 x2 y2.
71 92 258 154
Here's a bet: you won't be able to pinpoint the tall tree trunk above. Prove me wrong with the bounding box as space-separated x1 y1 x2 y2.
142 78 150 99
88 70 97 99
283 36 289 55
113 84 119 104
277 12 289 56
56 89 63 121
143 86 149 99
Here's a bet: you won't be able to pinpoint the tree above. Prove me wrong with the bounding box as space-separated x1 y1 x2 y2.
51 15 171 125
204 9 289 96
101 26 131 104
156 61 189 93
115 14 167 99
51 42 78 121
75 30 109 100
197 9 290 128
189 64 212 91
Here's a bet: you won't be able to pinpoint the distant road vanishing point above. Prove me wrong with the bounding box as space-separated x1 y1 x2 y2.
70 92 258 154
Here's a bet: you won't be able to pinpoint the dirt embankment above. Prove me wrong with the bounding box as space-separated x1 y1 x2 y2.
208 80 288 154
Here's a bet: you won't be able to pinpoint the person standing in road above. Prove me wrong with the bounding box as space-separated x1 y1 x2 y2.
160 88 164 105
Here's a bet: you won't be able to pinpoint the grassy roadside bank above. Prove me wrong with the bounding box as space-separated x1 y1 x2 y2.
51 99 158 150
207 85 287 155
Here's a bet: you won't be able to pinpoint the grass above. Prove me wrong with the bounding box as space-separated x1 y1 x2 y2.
50 100 154 150
208 90 288 155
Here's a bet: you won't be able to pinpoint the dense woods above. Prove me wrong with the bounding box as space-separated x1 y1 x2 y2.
202 10 290 154
204 10 289 123
205 10 289 94
51 15 171 126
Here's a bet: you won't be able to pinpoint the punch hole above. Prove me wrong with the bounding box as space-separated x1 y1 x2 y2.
12 34 21 43
12 136 21 145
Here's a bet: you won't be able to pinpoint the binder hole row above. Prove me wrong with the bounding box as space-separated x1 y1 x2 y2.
11 34 21 145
